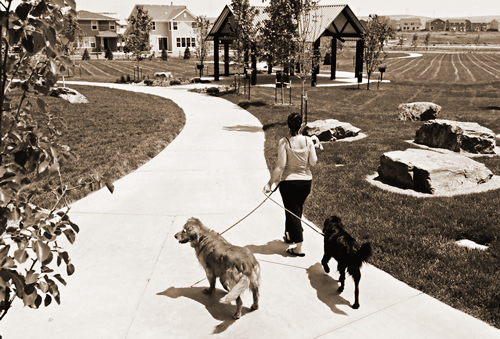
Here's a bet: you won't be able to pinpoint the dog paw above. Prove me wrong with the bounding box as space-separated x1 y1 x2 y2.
251 304 259 311
233 312 242 319
202 288 214 294
322 265 330 273
337 286 344 293
352 302 360 309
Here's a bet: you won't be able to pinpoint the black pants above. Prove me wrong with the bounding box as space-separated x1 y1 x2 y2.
279 180 312 243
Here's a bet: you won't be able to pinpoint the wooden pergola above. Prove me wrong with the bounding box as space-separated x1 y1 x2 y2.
206 4 366 86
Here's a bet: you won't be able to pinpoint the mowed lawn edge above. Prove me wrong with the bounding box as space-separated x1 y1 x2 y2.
29 85 185 207
220 78 500 329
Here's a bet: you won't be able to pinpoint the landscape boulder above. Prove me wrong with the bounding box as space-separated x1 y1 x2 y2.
415 119 496 154
302 119 361 141
377 148 493 194
50 87 89 104
397 102 441 121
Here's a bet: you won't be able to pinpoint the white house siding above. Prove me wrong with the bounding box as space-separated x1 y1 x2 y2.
150 22 171 54
171 19 197 56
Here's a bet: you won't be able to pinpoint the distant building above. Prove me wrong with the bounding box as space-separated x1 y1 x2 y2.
446 19 471 31
77 10 119 52
425 18 446 31
126 4 197 56
400 17 421 31
488 19 499 31
98 13 128 51
470 19 489 32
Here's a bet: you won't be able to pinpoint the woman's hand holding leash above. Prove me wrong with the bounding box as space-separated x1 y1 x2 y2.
263 183 273 194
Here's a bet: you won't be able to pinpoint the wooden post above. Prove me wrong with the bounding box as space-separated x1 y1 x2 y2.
224 42 230 76
214 37 220 81
355 39 364 79
331 38 337 80
311 40 320 87
251 43 257 86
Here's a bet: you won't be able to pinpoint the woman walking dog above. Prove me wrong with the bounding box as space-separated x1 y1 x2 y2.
263 113 318 256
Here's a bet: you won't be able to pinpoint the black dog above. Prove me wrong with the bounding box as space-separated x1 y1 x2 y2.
321 216 371 309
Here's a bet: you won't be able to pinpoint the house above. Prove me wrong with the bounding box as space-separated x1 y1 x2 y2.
425 18 446 31
446 19 471 31
126 4 198 56
488 19 499 31
470 19 489 32
77 10 119 52
400 17 421 31
98 13 128 51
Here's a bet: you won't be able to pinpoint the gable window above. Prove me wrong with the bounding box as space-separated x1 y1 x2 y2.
109 22 115 30
173 22 178 30
152 22 156 31
91 21 98 30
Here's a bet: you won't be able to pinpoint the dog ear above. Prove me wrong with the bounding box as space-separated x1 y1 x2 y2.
331 215 341 223
188 224 201 244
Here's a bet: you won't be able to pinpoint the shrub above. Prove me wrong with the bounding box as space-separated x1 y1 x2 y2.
324 52 331 65
120 75 126 83
170 80 181 86
144 79 154 86
161 49 168 61
82 48 90 60
126 74 131 82
105 47 113 60
206 87 220 94
184 46 191 60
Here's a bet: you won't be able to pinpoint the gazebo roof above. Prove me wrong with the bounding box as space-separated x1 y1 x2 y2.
207 4 365 42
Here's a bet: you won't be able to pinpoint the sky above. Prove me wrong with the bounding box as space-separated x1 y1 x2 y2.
74 0 500 20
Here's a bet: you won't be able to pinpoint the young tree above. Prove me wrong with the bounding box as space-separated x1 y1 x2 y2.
362 14 394 89
194 16 210 76
183 46 191 60
105 47 114 60
161 49 168 61
424 32 431 53
230 0 257 93
412 32 418 51
61 11 84 56
125 5 154 61
474 34 481 52
0 0 112 321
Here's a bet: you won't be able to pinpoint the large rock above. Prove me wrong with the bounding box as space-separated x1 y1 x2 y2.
377 148 493 194
415 119 496 154
398 102 441 121
302 119 361 141
50 87 89 104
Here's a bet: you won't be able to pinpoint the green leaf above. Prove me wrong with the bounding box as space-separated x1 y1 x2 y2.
38 281 49 294
23 290 38 308
0 245 10 262
14 249 29 264
44 294 52 306
32 0 48 17
15 3 32 20
63 229 75 244
105 181 115 194
53 274 66 286
26 270 39 285
60 251 70 264
36 98 47 112
34 240 51 263
66 263 75 276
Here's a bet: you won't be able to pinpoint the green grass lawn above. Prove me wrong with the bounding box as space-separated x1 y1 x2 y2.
24 85 185 208
220 78 500 328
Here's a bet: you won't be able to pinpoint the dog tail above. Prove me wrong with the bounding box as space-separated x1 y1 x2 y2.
355 242 372 264
220 275 250 304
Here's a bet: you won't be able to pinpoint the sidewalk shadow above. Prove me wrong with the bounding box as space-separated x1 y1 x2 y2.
158 286 253 334
222 125 262 133
306 263 350 315
245 239 290 257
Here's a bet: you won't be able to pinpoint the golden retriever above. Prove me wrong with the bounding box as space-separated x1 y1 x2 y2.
174 217 260 319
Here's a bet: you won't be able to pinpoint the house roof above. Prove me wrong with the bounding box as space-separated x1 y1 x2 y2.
207 4 364 42
128 5 196 22
96 31 119 38
77 10 117 21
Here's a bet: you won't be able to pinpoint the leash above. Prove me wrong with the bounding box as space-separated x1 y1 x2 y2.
219 184 324 237
219 185 279 235
263 191 324 236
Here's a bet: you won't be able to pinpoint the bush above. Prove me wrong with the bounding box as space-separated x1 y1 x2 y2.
161 49 168 61
126 74 131 82
120 75 126 83
206 87 220 94
324 52 331 65
105 47 113 60
82 48 90 60
184 46 191 60
144 79 154 86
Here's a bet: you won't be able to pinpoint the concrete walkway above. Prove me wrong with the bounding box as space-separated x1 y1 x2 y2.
2 83 499 338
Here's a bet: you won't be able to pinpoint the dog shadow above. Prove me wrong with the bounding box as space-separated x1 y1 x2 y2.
306 263 351 315
158 286 253 334
245 239 290 257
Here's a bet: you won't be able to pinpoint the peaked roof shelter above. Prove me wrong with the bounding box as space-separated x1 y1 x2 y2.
207 4 366 85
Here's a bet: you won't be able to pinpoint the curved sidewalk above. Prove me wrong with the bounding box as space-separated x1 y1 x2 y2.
2 84 498 338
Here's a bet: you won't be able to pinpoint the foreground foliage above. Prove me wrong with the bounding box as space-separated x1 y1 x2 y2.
0 0 110 321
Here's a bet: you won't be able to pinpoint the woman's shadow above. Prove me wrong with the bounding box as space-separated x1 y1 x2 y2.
306 263 351 314
245 239 296 257
158 286 253 334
